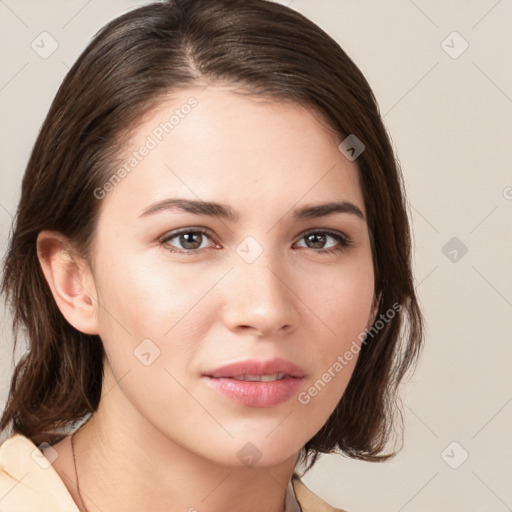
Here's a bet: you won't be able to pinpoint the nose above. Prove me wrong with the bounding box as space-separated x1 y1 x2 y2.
222 249 300 338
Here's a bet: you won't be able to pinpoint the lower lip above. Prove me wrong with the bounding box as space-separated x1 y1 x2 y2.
204 376 304 407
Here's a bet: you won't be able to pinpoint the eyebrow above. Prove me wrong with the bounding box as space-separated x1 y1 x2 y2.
139 198 365 222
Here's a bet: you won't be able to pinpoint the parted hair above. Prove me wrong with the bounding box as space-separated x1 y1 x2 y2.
0 0 423 471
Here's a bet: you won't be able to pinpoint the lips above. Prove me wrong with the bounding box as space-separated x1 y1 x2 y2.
203 358 305 407
205 358 305 379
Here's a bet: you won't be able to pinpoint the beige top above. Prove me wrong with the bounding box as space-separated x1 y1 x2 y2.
0 433 346 511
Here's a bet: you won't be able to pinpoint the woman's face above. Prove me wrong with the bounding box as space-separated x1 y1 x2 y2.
87 85 375 467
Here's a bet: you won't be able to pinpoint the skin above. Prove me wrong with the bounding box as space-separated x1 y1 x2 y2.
37 85 377 512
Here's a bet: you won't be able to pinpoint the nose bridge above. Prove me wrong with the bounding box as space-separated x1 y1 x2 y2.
223 234 298 335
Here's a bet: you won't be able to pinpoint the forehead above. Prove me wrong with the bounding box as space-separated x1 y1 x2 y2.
101 85 365 222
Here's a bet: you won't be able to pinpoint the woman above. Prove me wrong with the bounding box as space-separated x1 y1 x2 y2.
0 0 423 510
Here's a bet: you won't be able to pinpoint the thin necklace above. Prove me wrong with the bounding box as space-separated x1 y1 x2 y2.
71 430 90 512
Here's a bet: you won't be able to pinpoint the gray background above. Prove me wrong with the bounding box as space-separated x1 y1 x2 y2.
1 1 511 511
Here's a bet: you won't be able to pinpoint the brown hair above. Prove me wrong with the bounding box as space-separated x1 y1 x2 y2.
0 0 423 471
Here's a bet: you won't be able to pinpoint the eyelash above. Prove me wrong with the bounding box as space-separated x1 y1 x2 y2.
160 228 353 256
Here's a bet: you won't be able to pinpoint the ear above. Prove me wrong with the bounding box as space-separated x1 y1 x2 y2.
36 230 99 335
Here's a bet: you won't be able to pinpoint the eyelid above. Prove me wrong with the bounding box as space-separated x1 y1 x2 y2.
160 226 217 245
160 226 353 255
297 227 351 242
295 228 353 252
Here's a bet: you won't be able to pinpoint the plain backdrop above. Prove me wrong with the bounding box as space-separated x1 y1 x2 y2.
1 1 511 511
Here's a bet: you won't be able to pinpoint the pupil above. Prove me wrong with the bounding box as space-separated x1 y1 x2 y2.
181 232 201 249
307 233 325 248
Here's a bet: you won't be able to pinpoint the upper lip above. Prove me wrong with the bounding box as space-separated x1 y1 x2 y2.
205 357 305 378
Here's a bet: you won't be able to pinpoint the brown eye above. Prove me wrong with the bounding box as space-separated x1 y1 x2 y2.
161 228 215 254
295 230 352 254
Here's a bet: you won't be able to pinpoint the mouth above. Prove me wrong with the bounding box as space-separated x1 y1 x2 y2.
204 357 305 379
223 372 288 382
203 358 305 407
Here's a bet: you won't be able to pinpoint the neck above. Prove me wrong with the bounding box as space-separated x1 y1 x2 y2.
72 366 299 512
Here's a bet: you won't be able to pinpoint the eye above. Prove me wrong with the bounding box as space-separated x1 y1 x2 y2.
160 227 352 256
161 228 217 255
295 230 353 254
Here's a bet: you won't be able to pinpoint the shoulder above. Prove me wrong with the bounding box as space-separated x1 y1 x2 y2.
0 435 349 512
0 433 79 512
291 472 349 512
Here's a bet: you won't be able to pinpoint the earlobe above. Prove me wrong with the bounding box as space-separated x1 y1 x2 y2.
36 230 99 335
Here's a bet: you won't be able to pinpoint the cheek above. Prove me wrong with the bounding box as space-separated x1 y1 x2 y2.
315 255 374 337
94 247 186 330
92 247 215 375
306 256 374 388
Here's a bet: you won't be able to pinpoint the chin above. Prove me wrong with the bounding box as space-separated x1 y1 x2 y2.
211 431 304 470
